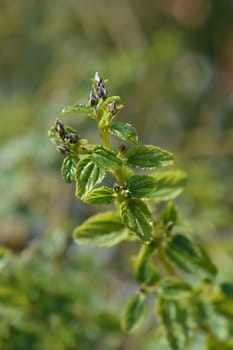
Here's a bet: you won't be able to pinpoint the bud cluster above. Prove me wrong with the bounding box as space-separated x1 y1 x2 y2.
54 119 79 154
114 182 131 199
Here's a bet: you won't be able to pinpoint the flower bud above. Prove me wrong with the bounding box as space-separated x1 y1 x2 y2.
88 91 98 106
97 84 108 100
118 144 128 153
94 72 102 86
114 185 120 192
67 133 79 144
55 119 66 140
108 101 116 114
56 145 70 154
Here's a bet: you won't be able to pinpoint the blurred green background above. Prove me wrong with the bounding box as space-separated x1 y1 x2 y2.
0 1 232 349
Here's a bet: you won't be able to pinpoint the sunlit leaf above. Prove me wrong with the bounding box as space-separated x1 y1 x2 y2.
84 186 115 205
75 156 105 198
125 145 173 169
109 121 138 144
74 212 127 247
93 146 122 170
62 103 94 115
61 155 77 183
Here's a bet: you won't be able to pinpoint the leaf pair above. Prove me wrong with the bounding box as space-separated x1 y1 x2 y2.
74 200 153 247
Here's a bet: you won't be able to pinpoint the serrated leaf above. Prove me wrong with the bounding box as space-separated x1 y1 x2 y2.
109 121 138 144
75 156 105 198
74 212 127 247
93 146 122 170
152 170 188 201
128 175 158 198
125 145 173 169
160 278 191 299
120 199 153 243
165 234 217 277
62 103 94 115
162 201 178 225
121 294 146 332
61 155 77 183
84 186 115 205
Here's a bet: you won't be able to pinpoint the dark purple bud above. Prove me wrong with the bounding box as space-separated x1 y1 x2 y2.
56 145 70 154
119 144 128 153
94 72 102 86
114 185 120 192
108 101 116 114
55 119 66 140
97 84 108 100
67 133 79 144
88 91 98 106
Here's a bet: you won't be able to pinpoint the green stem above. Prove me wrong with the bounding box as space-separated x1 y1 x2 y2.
99 121 111 149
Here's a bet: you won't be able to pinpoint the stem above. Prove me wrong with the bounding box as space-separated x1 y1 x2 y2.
99 121 111 149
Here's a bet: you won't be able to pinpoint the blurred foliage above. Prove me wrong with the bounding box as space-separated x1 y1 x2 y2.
0 0 233 349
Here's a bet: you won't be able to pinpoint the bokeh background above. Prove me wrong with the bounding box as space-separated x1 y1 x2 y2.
0 1 232 349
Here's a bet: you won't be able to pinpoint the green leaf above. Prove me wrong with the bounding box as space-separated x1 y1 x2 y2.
128 175 158 198
125 145 173 169
158 298 195 350
121 294 146 332
135 257 159 286
0 247 9 269
213 296 233 319
120 199 153 243
152 170 188 201
162 201 178 225
109 121 138 144
159 278 191 299
158 299 184 350
165 234 217 277
75 156 105 198
74 212 127 247
105 96 121 104
61 155 77 183
220 283 233 299
134 243 159 285
93 146 122 170
84 186 115 205
61 103 93 115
